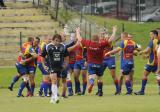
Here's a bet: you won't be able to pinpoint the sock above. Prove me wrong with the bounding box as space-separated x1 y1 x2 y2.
98 82 103 93
26 82 31 92
75 79 81 93
141 78 147 93
114 79 120 92
10 75 20 88
82 82 87 94
39 82 44 92
67 80 73 94
62 83 67 97
125 80 132 93
31 83 35 95
18 81 26 96
82 74 87 94
43 81 49 96
51 84 58 99
48 82 52 94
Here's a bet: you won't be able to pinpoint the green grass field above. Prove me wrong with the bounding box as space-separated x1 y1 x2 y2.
0 56 159 112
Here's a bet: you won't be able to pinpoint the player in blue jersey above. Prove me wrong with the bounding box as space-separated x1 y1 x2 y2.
106 32 138 95
134 30 159 95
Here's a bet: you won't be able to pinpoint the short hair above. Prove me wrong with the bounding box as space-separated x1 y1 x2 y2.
150 30 158 36
122 32 128 37
27 37 34 42
35 37 40 42
52 34 62 42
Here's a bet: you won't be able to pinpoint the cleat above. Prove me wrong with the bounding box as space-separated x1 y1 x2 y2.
114 91 121 95
17 94 24 97
8 86 13 91
95 91 99 95
26 91 32 97
134 91 144 95
55 97 59 104
68 93 73 96
98 92 103 97
77 92 82 95
125 92 132 95
61 95 68 99
38 90 43 97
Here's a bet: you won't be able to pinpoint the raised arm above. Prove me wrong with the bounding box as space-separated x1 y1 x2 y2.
76 27 82 42
108 26 117 43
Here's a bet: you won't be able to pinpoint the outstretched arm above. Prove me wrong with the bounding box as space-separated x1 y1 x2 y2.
105 47 121 57
108 26 117 43
76 27 82 42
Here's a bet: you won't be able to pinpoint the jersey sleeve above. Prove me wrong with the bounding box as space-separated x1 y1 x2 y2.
64 47 69 57
118 41 124 49
66 41 75 48
101 40 109 48
148 40 153 49
41 45 47 58
81 38 90 47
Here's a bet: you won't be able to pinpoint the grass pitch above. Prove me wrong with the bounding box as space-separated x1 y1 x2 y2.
0 85 160 112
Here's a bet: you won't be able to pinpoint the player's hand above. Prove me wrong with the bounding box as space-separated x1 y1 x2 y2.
139 51 144 55
112 25 117 33
76 27 80 34
19 60 25 65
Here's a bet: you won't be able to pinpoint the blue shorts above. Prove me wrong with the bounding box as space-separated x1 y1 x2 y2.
15 62 27 75
121 60 134 75
26 66 36 74
88 63 104 76
67 63 75 71
145 64 157 73
103 57 116 70
74 60 86 70
37 62 48 75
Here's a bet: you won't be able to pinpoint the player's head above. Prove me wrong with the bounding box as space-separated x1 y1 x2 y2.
150 30 158 39
121 32 128 40
70 33 77 42
156 28 160 38
92 34 99 41
27 37 34 45
52 34 62 46
128 33 133 39
44 35 52 44
60 32 66 43
33 37 40 47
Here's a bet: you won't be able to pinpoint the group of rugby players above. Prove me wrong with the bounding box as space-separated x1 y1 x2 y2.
7 26 160 104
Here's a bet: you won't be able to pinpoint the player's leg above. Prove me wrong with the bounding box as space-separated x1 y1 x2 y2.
130 69 134 92
74 62 81 94
97 76 103 96
61 70 68 98
37 62 49 97
108 57 120 95
50 72 59 104
119 73 124 93
124 74 132 95
66 64 74 96
28 67 36 96
134 65 151 95
87 63 97 94
81 61 87 95
8 63 23 91
109 69 120 95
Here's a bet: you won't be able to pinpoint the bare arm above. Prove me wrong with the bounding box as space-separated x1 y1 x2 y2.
105 47 121 57
108 26 117 43
76 27 82 42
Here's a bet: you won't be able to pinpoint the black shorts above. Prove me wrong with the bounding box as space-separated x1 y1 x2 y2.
49 67 67 78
